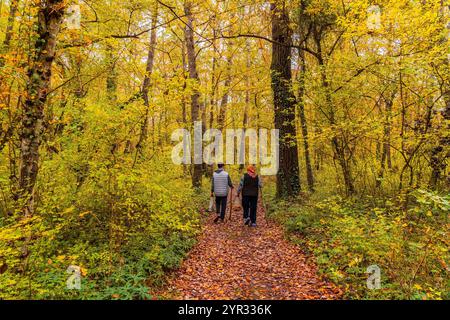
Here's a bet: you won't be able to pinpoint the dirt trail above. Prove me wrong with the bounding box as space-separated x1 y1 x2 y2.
160 194 342 300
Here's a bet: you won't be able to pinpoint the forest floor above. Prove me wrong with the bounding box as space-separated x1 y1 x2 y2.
156 193 343 300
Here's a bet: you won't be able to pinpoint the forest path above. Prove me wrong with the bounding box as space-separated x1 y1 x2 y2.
159 193 342 300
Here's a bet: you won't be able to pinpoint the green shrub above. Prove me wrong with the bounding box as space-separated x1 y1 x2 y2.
274 191 449 300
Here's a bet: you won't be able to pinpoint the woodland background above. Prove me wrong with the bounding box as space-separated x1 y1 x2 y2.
0 0 448 299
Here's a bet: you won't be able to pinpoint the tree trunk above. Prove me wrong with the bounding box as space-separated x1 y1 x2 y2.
429 82 450 189
209 35 217 131
106 45 118 103
180 42 189 175
136 5 158 152
297 48 314 192
205 33 217 178
376 92 395 188
315 31 354 195
184 1 202 188
217 56 232 131
429 3 450 189
2 0 19 51
271 1 301 198
19 0 65 216
240 42 251 171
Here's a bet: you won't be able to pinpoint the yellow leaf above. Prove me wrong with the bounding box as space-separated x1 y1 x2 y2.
413 284 422 291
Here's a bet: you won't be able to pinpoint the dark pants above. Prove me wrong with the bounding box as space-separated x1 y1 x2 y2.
215 196 228 220
242 196 258 224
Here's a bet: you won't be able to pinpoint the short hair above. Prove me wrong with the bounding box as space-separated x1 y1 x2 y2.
218 163 224 169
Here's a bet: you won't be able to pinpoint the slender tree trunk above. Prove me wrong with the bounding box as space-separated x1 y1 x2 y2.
180 42 189 175
429 82 450 188
376 92 395 188
106 45 118 103
429 3 450 189
271 1 301 198
184 1 202 188
297 48 314 192
323 68 354 195
385 96 393 165
136 5 158 152
2 0 18 51
181 43 188 126
206 32 217 177
217 57 232 131
0 0 19 135
383 93 394 170
399 69 408 190
209 32 217 130
19 0 65 216
315 31 354 195
240 42 251 171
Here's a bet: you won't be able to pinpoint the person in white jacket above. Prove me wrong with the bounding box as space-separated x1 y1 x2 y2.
211 163 234 223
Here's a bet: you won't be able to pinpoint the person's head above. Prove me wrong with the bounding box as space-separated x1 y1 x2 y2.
247 165 256 177
218 163 224 169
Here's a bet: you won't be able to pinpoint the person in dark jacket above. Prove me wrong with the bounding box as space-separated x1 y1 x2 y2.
211 163 234 223
237 165 262 227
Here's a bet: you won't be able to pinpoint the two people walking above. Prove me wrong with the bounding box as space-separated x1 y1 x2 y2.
211 163 262 227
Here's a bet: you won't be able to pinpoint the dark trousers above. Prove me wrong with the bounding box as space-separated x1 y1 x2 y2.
242 196 258 223
215 196 228 220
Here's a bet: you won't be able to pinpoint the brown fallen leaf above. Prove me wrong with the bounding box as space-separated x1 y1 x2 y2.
156 193 342 300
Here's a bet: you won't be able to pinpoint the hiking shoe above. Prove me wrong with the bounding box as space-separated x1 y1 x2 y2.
244 218 251 226
214 215 221 224
250 223 257 228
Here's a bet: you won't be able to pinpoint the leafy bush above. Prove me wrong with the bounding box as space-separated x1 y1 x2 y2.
0 101 204 299
274 191 449 300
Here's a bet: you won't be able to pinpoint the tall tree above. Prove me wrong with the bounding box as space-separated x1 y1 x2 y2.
19 0 65 216
270 0 301 197
217 56 232 131
2 0 19 51
184 0 202 188
376 89 396 188
106 44 118 103
296 4 314 192
297 49 314 192
429 1 450 189
136 4 159 153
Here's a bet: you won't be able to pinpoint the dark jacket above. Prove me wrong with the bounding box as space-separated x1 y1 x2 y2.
238 173 262 197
